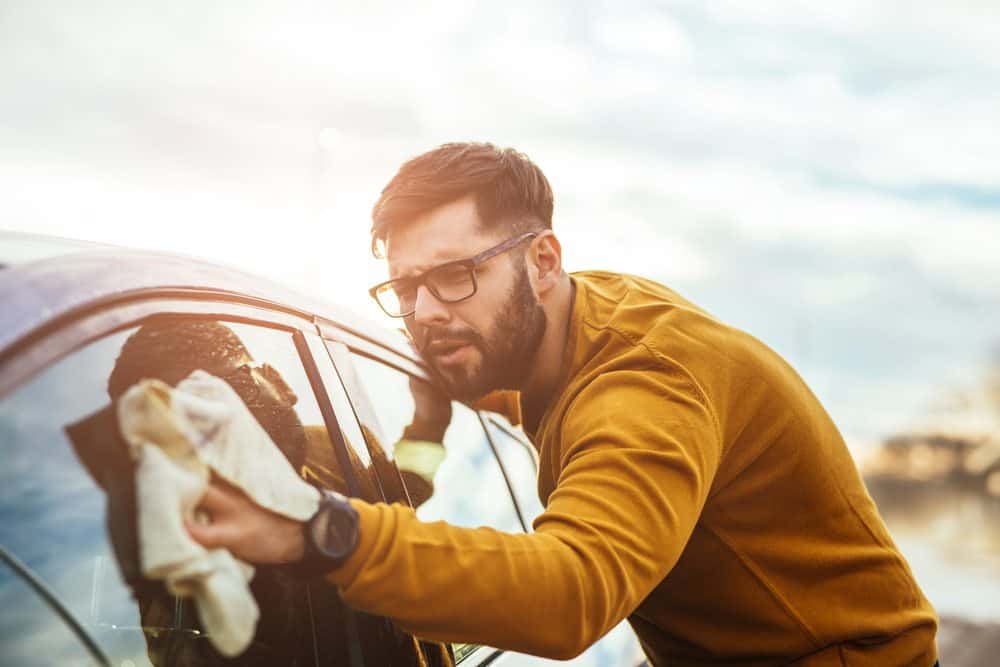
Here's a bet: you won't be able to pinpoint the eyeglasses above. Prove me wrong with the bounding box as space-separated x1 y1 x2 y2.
369 232 537 318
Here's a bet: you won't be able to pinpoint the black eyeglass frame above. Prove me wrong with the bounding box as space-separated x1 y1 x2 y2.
368 232 538 318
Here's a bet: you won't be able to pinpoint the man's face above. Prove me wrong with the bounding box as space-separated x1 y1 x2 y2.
385 195 547 402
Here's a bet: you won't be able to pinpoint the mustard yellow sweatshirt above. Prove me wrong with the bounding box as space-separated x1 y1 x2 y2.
329 271 938 666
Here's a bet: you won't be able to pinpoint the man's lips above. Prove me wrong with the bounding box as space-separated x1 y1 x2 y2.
425 339 474 364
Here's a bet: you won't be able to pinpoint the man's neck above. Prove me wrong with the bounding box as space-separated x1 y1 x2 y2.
519 273 575 427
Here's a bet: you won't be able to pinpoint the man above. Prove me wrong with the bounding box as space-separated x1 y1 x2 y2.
188 143 939 665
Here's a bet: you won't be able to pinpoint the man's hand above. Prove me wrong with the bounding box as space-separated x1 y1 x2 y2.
185 479 306 564
405 374 452 442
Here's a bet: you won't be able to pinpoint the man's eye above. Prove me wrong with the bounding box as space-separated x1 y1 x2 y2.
431 265 469 286
394 283 417 302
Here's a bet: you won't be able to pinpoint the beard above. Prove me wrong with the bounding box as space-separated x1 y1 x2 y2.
425 266 547 402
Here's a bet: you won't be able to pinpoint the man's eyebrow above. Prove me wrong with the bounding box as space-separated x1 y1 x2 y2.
390 257 461 280
388 266 424 281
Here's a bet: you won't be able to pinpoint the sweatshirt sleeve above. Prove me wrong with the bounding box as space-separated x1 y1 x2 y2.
325 367 722 659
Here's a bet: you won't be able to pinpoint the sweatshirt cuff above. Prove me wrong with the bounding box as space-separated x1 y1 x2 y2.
323 498 386 589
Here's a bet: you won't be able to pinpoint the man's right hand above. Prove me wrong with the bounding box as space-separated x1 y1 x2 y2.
185 479 306 565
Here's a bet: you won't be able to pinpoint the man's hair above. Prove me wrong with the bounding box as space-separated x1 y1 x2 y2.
107 319 307 472
107 319 250 400
370 142 554 258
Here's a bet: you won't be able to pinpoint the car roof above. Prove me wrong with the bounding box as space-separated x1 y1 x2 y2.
0 231 418 364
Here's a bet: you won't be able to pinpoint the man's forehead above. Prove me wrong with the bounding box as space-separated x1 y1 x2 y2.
386 234 485 276
384 196 499 277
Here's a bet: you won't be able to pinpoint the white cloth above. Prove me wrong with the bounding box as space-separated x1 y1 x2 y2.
117 370 321 657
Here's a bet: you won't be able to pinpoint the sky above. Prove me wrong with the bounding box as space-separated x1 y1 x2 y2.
2 0 999 449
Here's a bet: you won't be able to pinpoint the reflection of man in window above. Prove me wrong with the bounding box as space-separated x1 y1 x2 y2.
107 320 308 475
106 319 393 499
100 319 451 665
76 318 450 666
102 320 317 665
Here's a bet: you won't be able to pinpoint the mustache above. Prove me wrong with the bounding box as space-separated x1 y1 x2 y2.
419 327 485 353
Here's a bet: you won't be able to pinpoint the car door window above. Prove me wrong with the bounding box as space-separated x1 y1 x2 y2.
345 354 523 534
0 550 106 666
483 415 546 528
0 317 369 666
341 353 526 664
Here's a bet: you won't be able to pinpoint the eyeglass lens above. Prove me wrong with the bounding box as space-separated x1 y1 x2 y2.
378 263 476 316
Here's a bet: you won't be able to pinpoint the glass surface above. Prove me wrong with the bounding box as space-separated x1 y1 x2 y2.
347 354 523 533
0 318 365 666
321 340 404 504
483 415 546 528
345 354 524 664
0 556 98 667
490 620 646 666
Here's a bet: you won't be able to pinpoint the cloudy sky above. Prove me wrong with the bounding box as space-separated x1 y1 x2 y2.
3 0 999 448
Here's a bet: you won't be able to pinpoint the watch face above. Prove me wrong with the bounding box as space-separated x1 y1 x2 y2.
311 497 355 560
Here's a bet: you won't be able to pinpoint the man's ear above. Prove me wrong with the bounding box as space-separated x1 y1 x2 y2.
528 231 563 295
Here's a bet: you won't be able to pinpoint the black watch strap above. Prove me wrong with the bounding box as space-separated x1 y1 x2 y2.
291 490 360 579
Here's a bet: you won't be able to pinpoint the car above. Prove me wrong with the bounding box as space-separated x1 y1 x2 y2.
0 231 646 667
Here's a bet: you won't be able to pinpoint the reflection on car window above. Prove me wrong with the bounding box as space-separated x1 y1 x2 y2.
348 354 523 533
0 328 139 665
483 416 545 528
0 318 365 666
0 554 101 666
346 354 523 664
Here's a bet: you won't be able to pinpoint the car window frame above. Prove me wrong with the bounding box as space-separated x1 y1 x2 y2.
322 342 418 507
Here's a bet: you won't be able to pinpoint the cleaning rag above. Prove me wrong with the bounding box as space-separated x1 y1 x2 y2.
116 369 321 657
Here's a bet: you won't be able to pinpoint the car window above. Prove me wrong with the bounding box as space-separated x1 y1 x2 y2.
0 317 371 666
490 620 647 667
483 415 546 528
300 334 391 504
346 354 523 533
0 553 104 666
342 353 525 664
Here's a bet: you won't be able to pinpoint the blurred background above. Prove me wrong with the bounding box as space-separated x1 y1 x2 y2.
2 1 998 661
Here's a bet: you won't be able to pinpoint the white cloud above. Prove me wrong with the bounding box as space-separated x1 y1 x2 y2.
593 11 693 63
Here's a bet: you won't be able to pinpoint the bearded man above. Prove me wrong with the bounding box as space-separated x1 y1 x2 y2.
188 143 939 666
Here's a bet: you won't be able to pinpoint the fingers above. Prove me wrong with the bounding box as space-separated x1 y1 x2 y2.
185 514 237 549
197 483 237 514
184 478 306 563
197 477 257 517
186 482 247 548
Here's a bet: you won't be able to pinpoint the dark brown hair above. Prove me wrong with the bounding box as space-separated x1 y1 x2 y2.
370 142 554 258
107 320 250 400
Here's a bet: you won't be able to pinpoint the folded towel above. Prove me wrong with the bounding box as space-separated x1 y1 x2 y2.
117 369 321 656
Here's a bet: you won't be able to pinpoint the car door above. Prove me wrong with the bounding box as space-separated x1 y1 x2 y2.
0 296 427 666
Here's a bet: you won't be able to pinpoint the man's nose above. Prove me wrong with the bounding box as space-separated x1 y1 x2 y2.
411 285 451 328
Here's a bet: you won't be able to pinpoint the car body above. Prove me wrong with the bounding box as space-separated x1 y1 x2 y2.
0 232 646 666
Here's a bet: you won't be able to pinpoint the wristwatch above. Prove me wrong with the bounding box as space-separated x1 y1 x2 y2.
292 489 360 578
